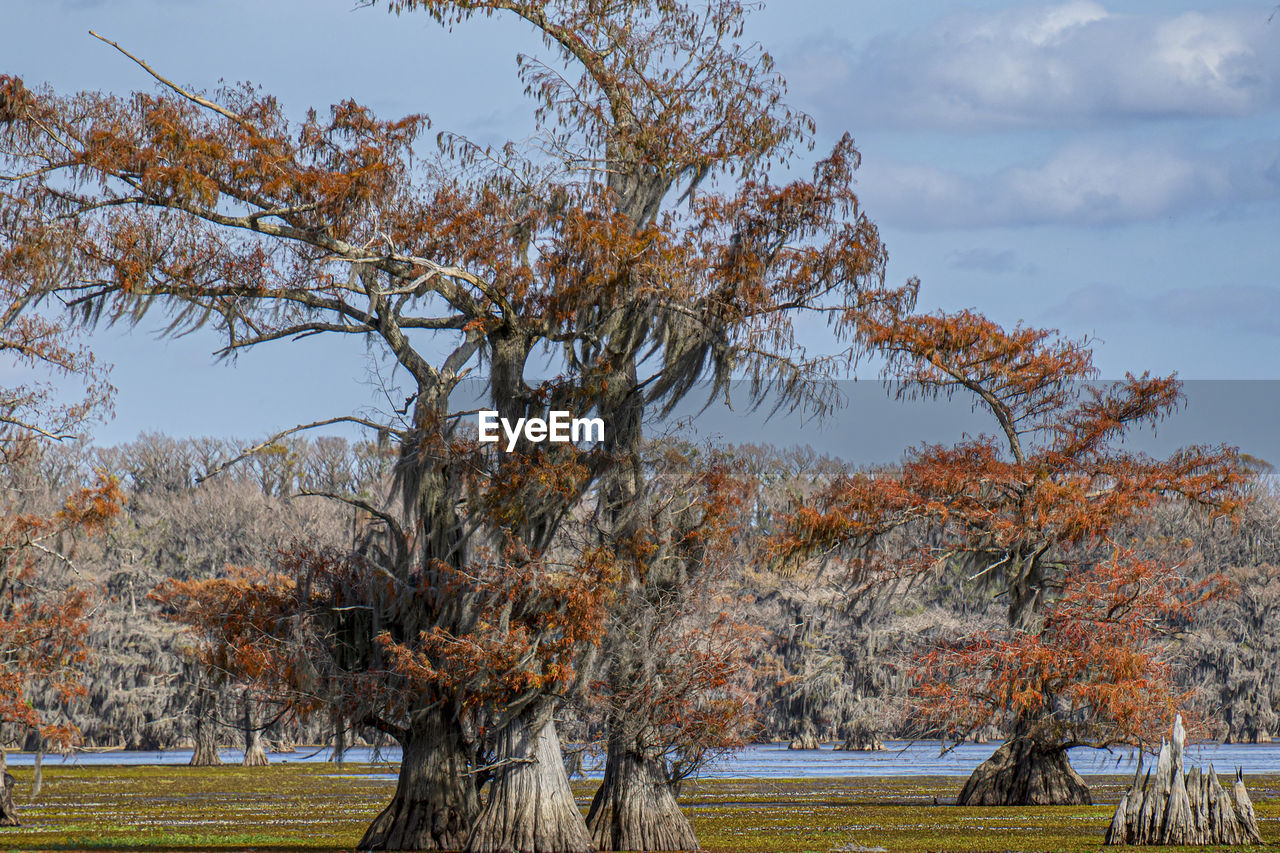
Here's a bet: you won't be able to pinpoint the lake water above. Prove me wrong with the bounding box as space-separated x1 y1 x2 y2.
6 741 1279 778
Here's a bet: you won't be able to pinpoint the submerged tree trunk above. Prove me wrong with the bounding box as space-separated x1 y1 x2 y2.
189 688 222 767
30 747 42 799
268 721 296 754
466 705 593 853
0 751 17 827
834 720 885 752
359 710 479 852
787 721 820 750
957 736 1091 806
330 707 346 767
241 692 269 767
586 729 698 852
1104 715 1262 846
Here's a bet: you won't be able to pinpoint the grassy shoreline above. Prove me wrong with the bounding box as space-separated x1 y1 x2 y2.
1 764 1275 852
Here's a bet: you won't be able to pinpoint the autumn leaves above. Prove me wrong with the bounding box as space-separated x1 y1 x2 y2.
777 291 1251 803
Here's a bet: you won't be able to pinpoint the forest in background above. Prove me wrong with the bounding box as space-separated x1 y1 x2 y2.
8 432 1277 759
2 0 1276 847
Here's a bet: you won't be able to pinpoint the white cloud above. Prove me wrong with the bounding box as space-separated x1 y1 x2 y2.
793 3 1280 129
1049 283 1280 336
1015 1 1109 46
855 137 1280 228
1002 145 1198 220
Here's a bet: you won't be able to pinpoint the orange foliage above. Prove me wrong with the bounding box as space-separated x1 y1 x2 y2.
1 180 119 747
780 291 1252 747
153 537 614 737
913 548 1226 748
0 474 122 747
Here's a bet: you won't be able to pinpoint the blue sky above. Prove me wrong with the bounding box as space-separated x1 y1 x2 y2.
5 0 1280 444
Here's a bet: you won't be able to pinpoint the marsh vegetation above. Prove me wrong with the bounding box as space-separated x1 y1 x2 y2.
1 763 1275 852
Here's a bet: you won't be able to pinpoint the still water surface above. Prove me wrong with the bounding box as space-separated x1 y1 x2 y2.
7 741 1279 777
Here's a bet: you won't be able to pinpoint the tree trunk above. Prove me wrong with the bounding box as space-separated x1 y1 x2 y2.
466 705 593 853
834 720 885 752
31 747 42 799
331 707 346 767
957 736 1091 806
359 710 479 851
0 751 18 828
189 688 222 767
241 692 269 767
1104 715 1262 846
586 731 698 852
787 721 820 750
269 722 296 754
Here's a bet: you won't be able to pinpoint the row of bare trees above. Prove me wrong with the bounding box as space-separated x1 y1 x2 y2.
12 434 1279 759
1 435 362 757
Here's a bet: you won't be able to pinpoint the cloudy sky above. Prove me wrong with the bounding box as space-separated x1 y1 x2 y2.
6 0 1280 443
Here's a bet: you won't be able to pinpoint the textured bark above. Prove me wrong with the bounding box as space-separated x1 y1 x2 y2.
957 737 1091 806
359 712 479 851
1104 715 1263 846
586 733 699 851
1 751 18 827
835 720 885 752
189 689 223 767
330 707 346 766
30 749 42 799
269 726 296 754
240 694 269 767
466 706 593 853
787 722 820 750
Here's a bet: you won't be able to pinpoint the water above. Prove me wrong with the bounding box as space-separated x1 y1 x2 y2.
6 741 1279 777
696 741 1280 778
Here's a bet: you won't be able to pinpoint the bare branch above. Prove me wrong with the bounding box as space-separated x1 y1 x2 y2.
195 417 401 484
88 31 253 131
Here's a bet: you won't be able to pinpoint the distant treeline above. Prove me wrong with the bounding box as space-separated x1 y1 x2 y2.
7 434 1277 756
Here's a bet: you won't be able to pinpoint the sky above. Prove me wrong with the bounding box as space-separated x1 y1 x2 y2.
5 0 1280 448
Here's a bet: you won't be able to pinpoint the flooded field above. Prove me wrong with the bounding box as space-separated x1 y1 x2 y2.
0 763 1276 852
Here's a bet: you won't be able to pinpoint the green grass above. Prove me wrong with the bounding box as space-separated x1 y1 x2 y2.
1 763 1275 852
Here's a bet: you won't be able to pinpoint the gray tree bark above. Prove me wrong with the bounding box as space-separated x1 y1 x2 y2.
835 719 885 752
466 704 593 853
586 730 698 852
189 687 222 767
787 721 821 751
1104 715 1263 846
359 711 479 852
330 708 346 767
957 736 1091 806
240 691 269 767
0 750 18 827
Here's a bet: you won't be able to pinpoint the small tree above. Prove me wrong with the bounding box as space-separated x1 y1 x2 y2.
585 445 762 851
916 547 1222 805
778 284 1250 805
0 478 120 826
0 215 119 824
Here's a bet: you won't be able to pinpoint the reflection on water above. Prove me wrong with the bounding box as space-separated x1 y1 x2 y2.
6 740 1278 777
